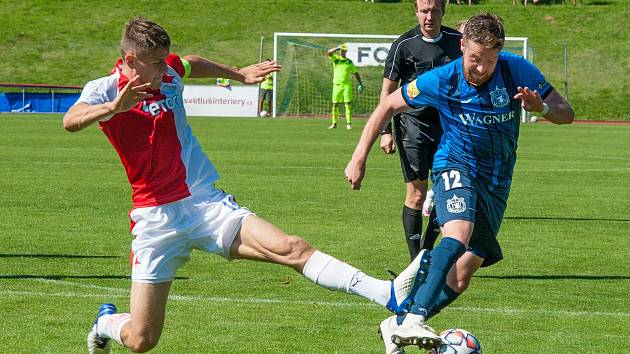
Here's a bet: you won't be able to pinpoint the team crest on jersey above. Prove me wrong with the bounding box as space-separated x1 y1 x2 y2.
406 80 420 99
490 86 510 108
446 194 466 214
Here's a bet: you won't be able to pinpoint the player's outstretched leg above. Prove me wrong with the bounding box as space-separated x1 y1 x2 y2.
87 303 117 354
238 215 432 314
379 315 407 354
385 249 431 315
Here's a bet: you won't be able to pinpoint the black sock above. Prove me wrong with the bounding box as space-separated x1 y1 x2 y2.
420 207 440 251
402 205 422 261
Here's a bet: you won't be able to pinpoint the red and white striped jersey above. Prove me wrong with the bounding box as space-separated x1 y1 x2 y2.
75 53 219 208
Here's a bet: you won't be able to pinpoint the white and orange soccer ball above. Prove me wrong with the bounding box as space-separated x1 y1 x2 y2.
430 328 482 354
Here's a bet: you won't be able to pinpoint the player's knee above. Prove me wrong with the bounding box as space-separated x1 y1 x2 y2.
127 337 159 353
278 235 314 268
451 277 472 293
405 191 425 209
126 331 161 353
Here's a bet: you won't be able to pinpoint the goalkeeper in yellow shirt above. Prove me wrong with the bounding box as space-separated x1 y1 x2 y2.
327 43 363 129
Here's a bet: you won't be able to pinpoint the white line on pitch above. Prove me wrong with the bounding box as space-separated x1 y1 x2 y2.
34 278 128 293
2 289 629 319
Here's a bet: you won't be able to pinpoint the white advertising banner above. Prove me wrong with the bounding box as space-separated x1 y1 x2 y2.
183 85 258 117
346 42 394 67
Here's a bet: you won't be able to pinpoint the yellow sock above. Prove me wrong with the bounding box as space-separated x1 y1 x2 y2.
344 103 352 124
332 104 339 124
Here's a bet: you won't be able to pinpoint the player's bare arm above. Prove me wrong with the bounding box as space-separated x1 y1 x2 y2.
378 78 399 154
183 55 281 84
63 75 152 132
514 87 574 125
345 88 408 190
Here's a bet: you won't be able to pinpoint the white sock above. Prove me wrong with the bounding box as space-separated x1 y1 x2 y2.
97 313 131 346
303 251 389 305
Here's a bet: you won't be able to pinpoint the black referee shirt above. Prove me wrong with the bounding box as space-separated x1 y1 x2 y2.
384 25 462 125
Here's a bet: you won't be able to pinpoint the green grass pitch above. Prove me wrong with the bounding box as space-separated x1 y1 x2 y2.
0 114 628 353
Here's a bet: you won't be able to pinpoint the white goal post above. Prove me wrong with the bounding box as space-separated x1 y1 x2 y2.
272 32 531 121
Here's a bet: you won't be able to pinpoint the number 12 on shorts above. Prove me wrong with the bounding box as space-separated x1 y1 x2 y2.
442 170 462 191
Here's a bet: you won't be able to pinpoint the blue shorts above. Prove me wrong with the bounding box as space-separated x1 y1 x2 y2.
432 168 509 267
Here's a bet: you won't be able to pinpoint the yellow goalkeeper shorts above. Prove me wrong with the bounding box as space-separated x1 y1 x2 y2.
332 83 353 103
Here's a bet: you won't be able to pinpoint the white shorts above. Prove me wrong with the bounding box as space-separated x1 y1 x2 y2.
129 188 254 283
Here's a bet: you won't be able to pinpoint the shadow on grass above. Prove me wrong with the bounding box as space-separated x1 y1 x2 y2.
0 253 121 258
475 274 630 280
505 216 630 222
0 274 189 280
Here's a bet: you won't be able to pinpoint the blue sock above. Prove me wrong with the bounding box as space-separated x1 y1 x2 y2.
410 237 466 316
427 285 461 319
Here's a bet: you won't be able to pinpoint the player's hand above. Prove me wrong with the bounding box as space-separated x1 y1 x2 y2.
357 83 364 93
112 75 153 114
239 60 281 84
514 86 544 113
344 156 366 190
380 133 396 154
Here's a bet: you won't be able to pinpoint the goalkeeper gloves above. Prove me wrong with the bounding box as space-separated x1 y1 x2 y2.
357 83 364 93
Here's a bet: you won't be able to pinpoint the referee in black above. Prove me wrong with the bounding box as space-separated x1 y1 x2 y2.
380 0 462 262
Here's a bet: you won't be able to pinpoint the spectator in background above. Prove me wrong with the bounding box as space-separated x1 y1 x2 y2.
447 0 472 5
326 43 364 130
259 59 273 117
512 0 540 5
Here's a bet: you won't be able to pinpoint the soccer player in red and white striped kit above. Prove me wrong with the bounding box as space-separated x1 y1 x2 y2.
64 17 432 353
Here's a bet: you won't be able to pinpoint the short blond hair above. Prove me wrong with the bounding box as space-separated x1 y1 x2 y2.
120 17 170 57
463 13 505 50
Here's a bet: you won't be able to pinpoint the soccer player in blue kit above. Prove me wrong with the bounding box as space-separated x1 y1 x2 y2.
345 13 574 352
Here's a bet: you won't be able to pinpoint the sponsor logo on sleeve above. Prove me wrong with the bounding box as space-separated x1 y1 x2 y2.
537 80 548 90
406 80 420 99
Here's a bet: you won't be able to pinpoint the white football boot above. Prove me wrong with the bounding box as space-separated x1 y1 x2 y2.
379 315 406 354
391 314 442 350
385 249 431 315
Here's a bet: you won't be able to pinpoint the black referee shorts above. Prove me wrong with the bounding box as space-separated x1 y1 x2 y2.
393 111 442 182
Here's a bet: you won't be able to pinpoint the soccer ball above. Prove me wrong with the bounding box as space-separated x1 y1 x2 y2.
430 328 482 354
530 115 539 123
259 110 268 117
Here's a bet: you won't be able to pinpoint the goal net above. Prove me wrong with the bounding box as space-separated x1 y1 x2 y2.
272 32 532 120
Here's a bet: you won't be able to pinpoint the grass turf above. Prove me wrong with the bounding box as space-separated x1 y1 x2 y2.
0 114 628 352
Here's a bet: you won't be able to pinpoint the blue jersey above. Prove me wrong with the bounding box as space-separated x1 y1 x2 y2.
401 51 553 189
